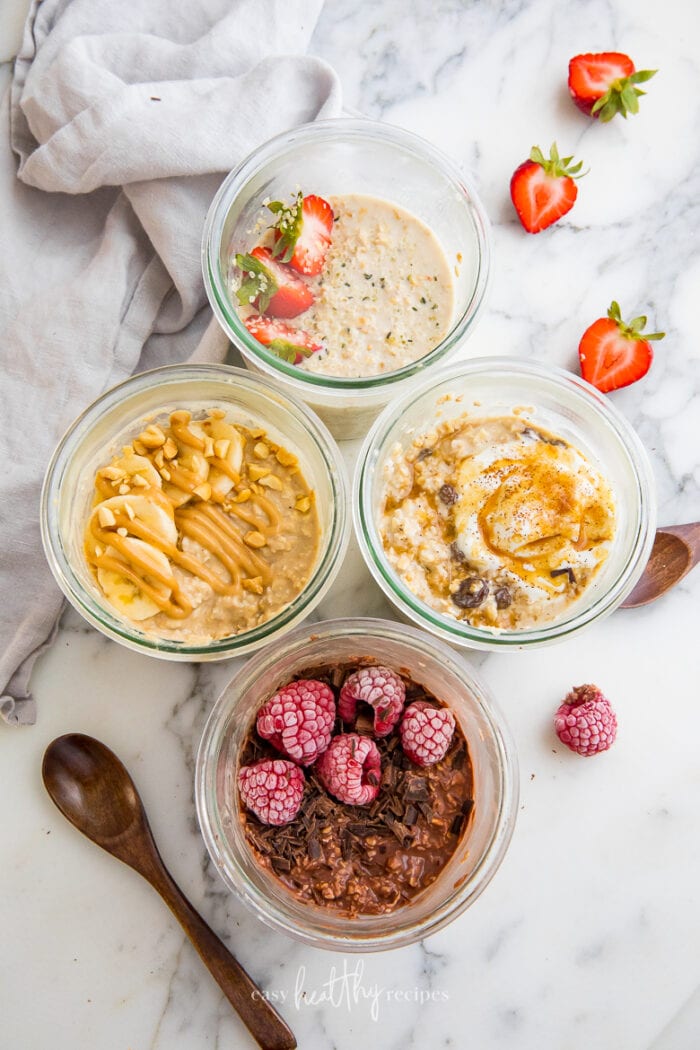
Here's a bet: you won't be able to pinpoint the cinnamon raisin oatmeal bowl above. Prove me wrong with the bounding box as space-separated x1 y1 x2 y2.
195 618 518 952
355 358 656 650
202 119 491 439
41 365 349 660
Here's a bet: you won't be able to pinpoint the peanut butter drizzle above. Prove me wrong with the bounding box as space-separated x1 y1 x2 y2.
85 409 310 622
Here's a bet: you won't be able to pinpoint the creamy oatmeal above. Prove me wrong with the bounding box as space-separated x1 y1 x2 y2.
380 415 616 630
84 410 320 643
234 193 455 378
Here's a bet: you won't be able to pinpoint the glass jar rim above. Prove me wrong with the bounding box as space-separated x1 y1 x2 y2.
202 117 492 395
40 363 350 658
354 356 657 649
195 615 519 950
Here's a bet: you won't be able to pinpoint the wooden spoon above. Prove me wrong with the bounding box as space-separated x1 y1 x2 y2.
42 734 296 1050
621 522 700 608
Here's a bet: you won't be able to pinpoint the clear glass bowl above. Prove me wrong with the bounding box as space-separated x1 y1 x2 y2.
195 617 518 952
354 358 656 650
41 365 349 660
202 118 491 439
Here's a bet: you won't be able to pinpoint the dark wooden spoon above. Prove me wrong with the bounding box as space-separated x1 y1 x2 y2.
42 734 296 1050
621 522 700 608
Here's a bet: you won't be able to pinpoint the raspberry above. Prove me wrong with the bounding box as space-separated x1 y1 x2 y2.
554 684 617 757
257 679 335 766
338 666 406 738
238 759 305 826
400 701 456 767
315 734 381 806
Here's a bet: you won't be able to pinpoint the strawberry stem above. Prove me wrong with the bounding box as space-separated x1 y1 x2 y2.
530 142 586 179
607 300 665 341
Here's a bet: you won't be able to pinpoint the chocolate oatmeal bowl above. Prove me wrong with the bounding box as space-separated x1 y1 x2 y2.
41 365 349 660
195 617 518 951
354 357 656 651
202 118 491 439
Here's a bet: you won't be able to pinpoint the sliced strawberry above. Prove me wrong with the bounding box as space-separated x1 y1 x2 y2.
578 301 665 393
235 247 314 319
568 52 657 121
510 143 584 234
243 315 323 365
269 192 334 276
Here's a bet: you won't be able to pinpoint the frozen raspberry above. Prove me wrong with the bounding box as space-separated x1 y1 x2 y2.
338 666 406 738
238 759 305 826
256 679 335 766
554 684 617 757
400 701 456 767
315 734 381 806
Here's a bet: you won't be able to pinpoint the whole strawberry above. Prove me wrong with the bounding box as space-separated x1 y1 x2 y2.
257 679 335 766
338 665 406 737
510 143 585 234
568 52 657 121
315 734 381 806
554 684 618 757
238 758 305 825
400 701 456 767
578 300 665 393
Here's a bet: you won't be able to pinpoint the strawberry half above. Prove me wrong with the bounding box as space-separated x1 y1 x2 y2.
268 192 334 276
510 143 585 234
243 315 322 365
578 301 665 393
568 52 657 121
235 247 314 319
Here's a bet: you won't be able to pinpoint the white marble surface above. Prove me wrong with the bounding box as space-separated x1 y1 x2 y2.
3 1 700 1048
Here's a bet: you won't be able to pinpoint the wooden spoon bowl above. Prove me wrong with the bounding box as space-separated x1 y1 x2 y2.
621 522 700 608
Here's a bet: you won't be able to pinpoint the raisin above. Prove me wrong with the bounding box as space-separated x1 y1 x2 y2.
449 541 466 563
451 577 489 609
494 586 512 609
438 484 458 506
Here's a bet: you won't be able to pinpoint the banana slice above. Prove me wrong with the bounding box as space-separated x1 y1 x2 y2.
112 451 162 489
207 419 245 499
97 540 173 621
90 494 178 547
164 423 211 507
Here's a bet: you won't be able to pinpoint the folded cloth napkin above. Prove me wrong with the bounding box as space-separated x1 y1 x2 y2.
0 0 341 726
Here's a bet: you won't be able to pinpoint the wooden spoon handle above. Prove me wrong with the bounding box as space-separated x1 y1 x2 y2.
140 849 296 1050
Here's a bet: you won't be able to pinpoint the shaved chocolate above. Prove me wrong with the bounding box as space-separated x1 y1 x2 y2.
238 659 475 917
551 566 576 585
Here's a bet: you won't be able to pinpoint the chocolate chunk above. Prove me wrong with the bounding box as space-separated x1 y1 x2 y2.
307 837 323 861
403 778 430 802
461 798 475 818
521 426 567 448
450 814 465 836
438 483 459 506
494 586 512 609
550 567 576 585
416 447 433 462
449 541 466 564
272 857 292 872
451 577 489 609
403 804 419 826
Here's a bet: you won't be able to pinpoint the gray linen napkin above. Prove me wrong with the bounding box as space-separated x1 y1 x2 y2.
0 0 341 726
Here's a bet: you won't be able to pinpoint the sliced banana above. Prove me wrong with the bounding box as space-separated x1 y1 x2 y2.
164 422 211 507
112 451 162 489
90 494 177 547
207 419 245 499
97 540 173 621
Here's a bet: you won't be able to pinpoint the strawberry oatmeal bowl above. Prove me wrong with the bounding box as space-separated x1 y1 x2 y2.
41 365 349 660
195 617 518 951
354 358 656 650
202 119 491 439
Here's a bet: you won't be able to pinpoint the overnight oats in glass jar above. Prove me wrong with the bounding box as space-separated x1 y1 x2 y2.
195 618 518 951
41 365 349 660
354 358 656 650
203 119 491 439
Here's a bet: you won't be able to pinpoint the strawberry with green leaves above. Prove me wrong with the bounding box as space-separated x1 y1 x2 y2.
568 52 657 121
268 192 334 276
510 143 585 233
578 301 665 393
236 247 314 319
243 315 322 365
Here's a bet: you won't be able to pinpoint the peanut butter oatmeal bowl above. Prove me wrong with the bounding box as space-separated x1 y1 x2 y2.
355 358 656 650
41 365 349 659
195 618 518 951
202 119 491 439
